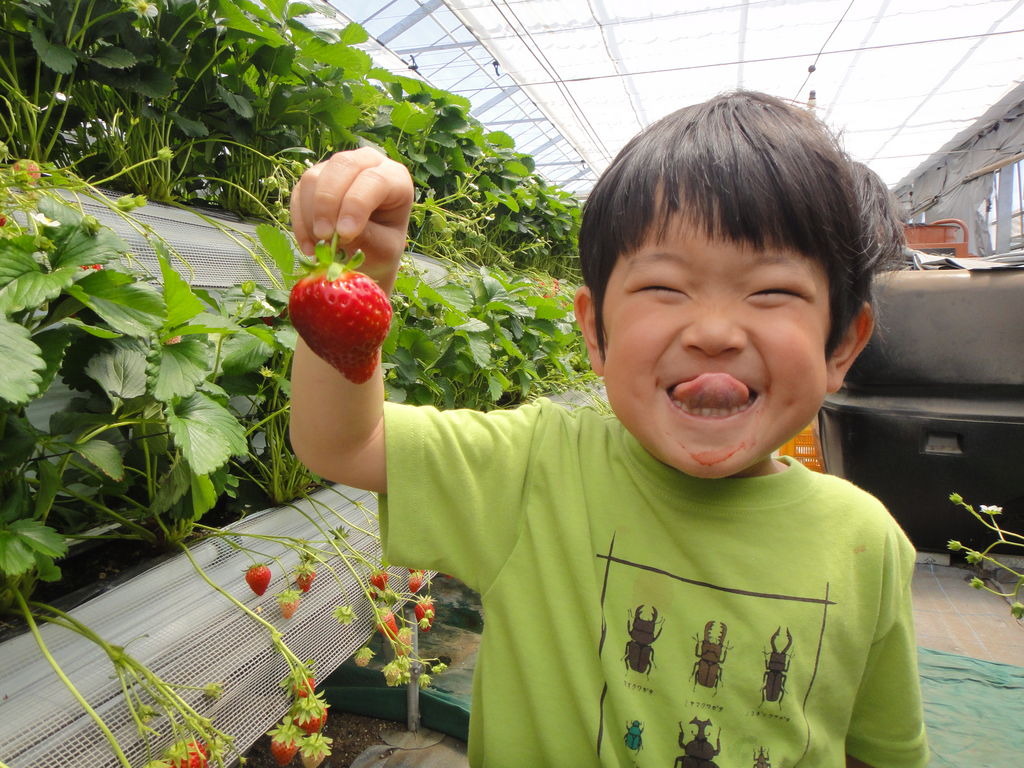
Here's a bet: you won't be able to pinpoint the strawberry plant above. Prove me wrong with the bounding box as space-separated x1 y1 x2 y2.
384 261 593 410
947 493 1024 618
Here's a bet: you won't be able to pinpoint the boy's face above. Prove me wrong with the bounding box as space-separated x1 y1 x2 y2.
575 222 873 479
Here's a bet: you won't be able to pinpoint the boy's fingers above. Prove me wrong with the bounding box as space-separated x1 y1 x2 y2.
335 160 414 245
291 148 412 254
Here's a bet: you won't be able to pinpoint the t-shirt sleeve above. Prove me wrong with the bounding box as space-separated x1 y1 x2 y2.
378 401 545 592
845 527 929 767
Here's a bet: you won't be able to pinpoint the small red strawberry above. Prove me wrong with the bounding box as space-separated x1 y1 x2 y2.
369 569 389 592
415 596 435 631
293 564 316 593
292 694 329 735
288 248 391 384
165 739 207 768
407 569 425 593
376 609 398 640
281 666 316 698
245 564 272 596
267 722 303 766
278 589 301 619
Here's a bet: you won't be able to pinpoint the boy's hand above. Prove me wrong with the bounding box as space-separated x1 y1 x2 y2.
290 147 414 294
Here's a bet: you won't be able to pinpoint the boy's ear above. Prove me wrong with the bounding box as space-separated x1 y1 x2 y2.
574 286 605 376
825 303 874 393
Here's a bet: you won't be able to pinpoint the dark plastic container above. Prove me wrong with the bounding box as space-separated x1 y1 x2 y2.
819 269 1024 552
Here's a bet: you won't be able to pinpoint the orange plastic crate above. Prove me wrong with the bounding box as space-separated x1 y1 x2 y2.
777 423 824 472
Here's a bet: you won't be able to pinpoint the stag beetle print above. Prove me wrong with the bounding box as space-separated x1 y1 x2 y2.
693 620 729 690
624 604 663 674
762 627 793 704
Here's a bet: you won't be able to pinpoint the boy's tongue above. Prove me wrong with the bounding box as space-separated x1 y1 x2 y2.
671 373 750 412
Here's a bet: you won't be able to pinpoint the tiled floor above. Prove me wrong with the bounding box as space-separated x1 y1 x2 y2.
912 559 1024 667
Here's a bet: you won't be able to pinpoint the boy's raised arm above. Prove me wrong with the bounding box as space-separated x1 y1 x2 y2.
287 148 414 494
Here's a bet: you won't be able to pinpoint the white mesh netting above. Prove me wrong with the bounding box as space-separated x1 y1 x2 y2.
61 189 280 289
0 484 406 767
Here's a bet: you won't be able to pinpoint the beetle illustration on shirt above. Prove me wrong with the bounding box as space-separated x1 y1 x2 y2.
693 620 729 690
624 604 663 674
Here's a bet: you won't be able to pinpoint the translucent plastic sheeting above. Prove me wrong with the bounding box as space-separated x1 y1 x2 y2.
433 0 1024 189
0 485 401 768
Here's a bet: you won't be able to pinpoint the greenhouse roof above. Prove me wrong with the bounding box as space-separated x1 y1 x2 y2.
329 1 1024 196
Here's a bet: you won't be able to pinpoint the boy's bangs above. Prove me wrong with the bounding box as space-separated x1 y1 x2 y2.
603 108 857 262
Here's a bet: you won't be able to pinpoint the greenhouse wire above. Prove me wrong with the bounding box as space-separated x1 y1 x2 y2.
0 485 406 768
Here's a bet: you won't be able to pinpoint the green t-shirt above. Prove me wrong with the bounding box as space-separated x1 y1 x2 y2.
380 399 928 768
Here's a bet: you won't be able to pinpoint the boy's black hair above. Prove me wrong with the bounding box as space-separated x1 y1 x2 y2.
578 90 902 356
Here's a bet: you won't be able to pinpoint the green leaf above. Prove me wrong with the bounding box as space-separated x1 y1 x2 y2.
128 64 174 100
62 317 123 339
31 326 72 395
167 392 247 475
0 530 35 577
434 284 473 312
390 101 434 134
66 271 165 337
256 223 298 280
459 331 492 368
339 21 369 44
0 238 41 290
486 370 511 401
303 39 372 76
84 338 148 405
92 45 136 69
0 417 37 473
503 160 531 178
216 85 254 119
219 328 274 375
150 337 210 402
10 519 67 558
34 459 60 519
166 109 209 138
158 249 205 330
190 472 218 519
486 131 515 149
0 319 44 405
216 0 288 45
28 24 76 74
73 439 125 481
152 457 189 516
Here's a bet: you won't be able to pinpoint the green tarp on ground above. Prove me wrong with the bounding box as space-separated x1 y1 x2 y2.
919 647 1024 767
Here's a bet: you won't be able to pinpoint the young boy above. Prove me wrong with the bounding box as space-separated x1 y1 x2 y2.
288 91 928 767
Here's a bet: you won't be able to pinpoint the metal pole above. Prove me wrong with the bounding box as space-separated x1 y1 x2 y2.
406 605 421 732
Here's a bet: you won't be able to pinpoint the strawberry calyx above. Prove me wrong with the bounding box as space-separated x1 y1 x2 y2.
298 235 366 284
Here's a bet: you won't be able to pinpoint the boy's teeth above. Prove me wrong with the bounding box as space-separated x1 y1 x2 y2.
670 373 752 417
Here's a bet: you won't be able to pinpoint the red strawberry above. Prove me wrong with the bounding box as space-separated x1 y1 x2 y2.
407 569 425 593
268 722 303 766
292 695 329 735
292 675 315 698
294 565 316 593
278 589 301 619
376 610 398 640
369 569 389 592
288 250 391 384
415 597 435 631
245 564 272 596
166 740 207 768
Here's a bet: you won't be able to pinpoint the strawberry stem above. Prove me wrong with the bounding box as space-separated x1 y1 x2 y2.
13 591 134 768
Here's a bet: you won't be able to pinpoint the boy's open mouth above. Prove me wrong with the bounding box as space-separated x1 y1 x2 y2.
668 373 757 418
